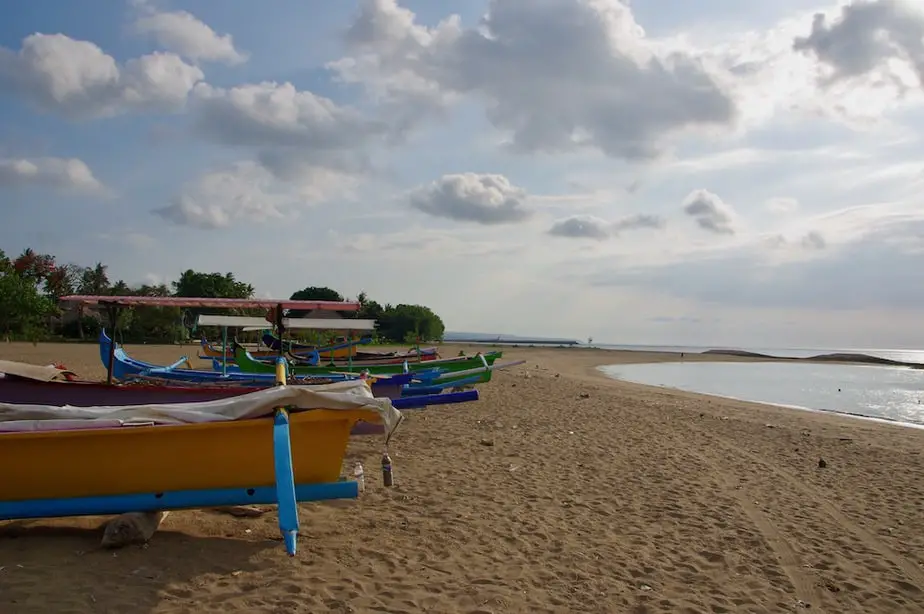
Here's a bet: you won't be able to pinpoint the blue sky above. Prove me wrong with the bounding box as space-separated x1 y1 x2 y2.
2 0 924 348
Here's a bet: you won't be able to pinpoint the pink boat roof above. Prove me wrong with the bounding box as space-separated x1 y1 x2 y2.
59 295 360 311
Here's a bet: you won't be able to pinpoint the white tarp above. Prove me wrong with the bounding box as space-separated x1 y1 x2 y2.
0 380 401 434
0 360 75 382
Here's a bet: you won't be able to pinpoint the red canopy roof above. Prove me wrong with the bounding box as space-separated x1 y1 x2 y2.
59 295 361 311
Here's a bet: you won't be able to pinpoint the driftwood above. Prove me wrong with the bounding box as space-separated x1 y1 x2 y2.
101 511 170 549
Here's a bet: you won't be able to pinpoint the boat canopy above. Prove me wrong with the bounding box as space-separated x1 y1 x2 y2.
59 295 360 312
198 315 376 331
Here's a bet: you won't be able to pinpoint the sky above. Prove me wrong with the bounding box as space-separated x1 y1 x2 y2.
2 0 924 349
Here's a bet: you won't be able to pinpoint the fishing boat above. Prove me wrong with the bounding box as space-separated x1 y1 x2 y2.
0 354 392 436
282 349 441 367
59 294 366 385
97 329 413 399
234 342 502 376
283 346 442 366
197 314 383 374
0 369 402 556
259 332 374 359
212 357 497 389
199 336 279 360
200 334 373 362
97 329 477 399
260 332 437 361
0 357 479 436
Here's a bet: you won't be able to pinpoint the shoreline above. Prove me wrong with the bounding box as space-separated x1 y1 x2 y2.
596 366 924 432
443 338 924 368
1 342 923 612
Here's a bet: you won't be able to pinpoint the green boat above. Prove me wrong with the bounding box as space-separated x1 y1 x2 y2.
233 343 502 376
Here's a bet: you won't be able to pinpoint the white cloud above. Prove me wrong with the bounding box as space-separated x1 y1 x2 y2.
587 218 924 313
153 158 358 229
133 6 248 65
8 0 924 349
613 213 667 232
801 230 827 249
180 81 382 215
408 173 531 224
0 157 105 193
766 197 800 213
331 0 736 159
548 212 667 240
548 215 611 240
0 33 203 119
793 0 924 87
682 189 740 235
678 0 924 129
190 81 382 149
187 80 385 188
153 162 291 229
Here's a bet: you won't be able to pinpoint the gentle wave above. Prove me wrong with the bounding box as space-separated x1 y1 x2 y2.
593 343 924 365
599 361 924 428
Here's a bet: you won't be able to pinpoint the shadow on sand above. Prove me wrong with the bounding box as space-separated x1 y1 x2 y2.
0 519 278 613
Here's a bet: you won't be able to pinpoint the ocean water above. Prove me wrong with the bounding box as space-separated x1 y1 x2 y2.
599 361 924 428
595 344 924 365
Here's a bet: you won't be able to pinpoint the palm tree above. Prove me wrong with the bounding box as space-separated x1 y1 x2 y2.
72 263 111 339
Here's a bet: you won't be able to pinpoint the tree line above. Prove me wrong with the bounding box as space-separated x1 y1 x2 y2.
0 248 445 344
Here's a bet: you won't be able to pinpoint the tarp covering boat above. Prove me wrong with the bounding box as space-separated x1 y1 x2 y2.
0 360 75 382
0 381 402 435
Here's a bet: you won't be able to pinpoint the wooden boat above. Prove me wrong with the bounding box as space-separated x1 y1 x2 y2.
260 333 373 360
97 329 475 399
234 342 502 376
0 357 391 436
59 294 366 385
285 348 441 367
261 333 437 360
0 378 402 556
0 358 477 436
200 335 372 362
98 329 411 397
199 336 278 360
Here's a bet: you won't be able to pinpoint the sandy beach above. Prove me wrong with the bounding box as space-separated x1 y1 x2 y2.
1 342 922 613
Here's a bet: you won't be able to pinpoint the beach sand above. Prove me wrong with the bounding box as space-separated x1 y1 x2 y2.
1 342 922 613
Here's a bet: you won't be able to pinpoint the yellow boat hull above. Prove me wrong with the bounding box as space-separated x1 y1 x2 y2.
316 345 358 359
200 342 278 359
0 409 380 502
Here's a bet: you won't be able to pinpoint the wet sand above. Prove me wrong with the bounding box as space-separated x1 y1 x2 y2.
0 342 922 613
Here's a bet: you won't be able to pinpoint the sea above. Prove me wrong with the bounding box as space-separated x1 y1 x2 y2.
449 336 924 427
593 343 924 365
598 360 924 429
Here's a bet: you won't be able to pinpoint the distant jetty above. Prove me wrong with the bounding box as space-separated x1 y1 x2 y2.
702 349 924 368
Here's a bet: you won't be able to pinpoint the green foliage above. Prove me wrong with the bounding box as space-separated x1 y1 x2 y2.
290 286 344 302
0 273 54 338
288 286 346 319
0 250 55 339
377 304 445 343
173 270 254 299
0 247 446 344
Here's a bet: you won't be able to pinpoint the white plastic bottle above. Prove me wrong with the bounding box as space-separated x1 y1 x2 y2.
354 461 365 493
